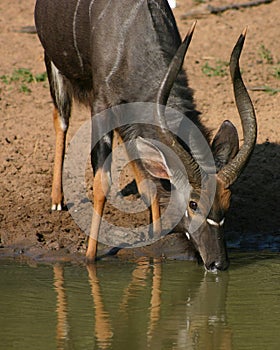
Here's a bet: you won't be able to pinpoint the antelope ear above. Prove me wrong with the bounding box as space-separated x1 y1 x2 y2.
135 137 171 180
212 120 239 170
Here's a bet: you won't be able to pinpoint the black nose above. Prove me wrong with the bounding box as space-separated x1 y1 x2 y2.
206 259 229 272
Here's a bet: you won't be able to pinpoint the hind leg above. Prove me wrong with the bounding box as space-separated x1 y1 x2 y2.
129 160 162 238
117 132 162 238
45 54 72 210
120 172 162 238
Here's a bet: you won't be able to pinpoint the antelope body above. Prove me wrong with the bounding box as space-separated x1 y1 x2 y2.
34 0 256 271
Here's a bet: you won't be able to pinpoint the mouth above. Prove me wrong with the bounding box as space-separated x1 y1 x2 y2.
185 232 229 272
204 266 218 274
205 260 230 272
195 252 229 272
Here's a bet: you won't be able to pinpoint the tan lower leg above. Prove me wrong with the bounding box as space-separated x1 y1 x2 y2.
130 161 162 237
51 108 66 210
86 168 111 261
150 198 161 237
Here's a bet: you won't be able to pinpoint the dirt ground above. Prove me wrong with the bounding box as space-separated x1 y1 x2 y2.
0 0 279 263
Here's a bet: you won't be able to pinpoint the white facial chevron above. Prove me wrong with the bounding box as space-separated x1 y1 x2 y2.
206 218 225 227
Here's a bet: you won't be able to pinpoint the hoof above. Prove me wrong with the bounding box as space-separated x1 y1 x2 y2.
86 254 97 264
51 203 62 211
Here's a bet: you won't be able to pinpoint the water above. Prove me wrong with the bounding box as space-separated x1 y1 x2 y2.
0 252 279 350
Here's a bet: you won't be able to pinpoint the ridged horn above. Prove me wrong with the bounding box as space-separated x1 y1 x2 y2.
155 21 196 124
218 28 257 187
154 21 203 187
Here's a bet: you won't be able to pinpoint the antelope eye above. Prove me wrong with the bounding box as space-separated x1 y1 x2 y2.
189 201 198 211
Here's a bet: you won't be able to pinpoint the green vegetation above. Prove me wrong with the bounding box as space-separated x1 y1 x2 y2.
259 44 273 65
273 64 280 80
257 44 280 93
201 60 229 77
260 86 280 95
0 68 47 94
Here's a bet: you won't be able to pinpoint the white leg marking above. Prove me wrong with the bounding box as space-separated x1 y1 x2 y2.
52 203 62 211
51 63 68 132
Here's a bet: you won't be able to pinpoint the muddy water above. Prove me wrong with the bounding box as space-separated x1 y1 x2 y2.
0 252 279 350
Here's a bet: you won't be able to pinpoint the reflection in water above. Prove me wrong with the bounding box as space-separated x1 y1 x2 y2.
1 254 279 349
118 258 162 345
53 265 68 350
147 259 162 343
181 272 232 350
119 258 151 311
53 260 231 349
87 264 113 349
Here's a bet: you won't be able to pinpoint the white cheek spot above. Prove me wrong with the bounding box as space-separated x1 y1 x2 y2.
185 211 190 239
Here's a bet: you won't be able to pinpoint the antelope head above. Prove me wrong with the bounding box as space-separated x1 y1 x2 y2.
136 25 257 272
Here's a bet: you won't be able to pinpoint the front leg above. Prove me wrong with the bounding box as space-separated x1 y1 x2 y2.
87 115 113 261
87 165 112 261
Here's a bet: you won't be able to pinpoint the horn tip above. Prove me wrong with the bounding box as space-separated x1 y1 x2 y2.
184 20 197 42
241 27 248 38
189 21 197 35
191 20 197 31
